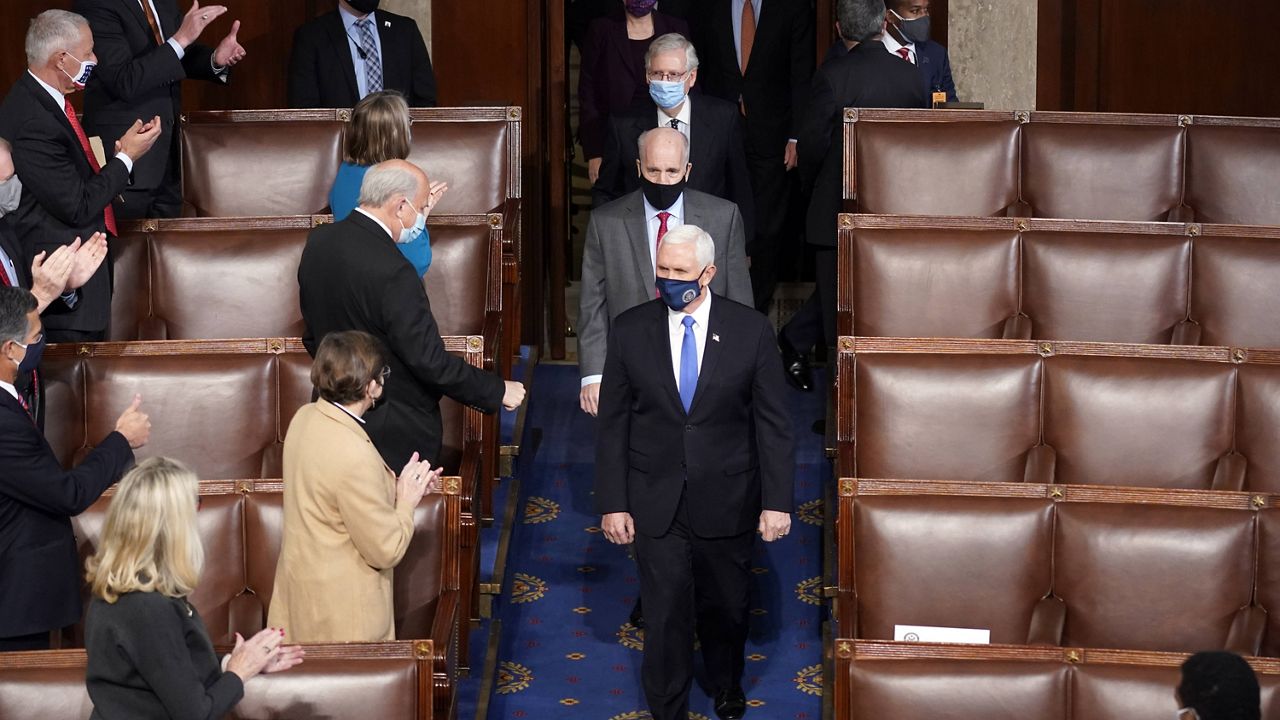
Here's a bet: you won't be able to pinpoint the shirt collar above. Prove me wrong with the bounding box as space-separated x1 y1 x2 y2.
339 4 377 29
354 207 395 240
881 30 914 55
660 94 693 128
28 70 65 107
667 287 712 329
643 193 685 225
329 400 367 424
0 380 17 402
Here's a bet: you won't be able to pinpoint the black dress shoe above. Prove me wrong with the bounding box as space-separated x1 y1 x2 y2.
714 686 747 720
778 333 814 392
629 597 644 630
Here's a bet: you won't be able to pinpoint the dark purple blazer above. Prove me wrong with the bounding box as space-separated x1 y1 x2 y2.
577 11 690 159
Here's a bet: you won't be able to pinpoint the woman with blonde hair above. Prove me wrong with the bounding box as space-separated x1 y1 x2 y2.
268 330 440 642
84 457 304 720
329 90 446 278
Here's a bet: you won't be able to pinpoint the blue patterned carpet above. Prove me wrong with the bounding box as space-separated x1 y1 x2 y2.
484 363 829 719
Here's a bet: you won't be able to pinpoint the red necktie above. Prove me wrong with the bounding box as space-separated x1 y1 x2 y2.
740 0 755 74
655 211 671 298
63 98 117 236
897 47 912 63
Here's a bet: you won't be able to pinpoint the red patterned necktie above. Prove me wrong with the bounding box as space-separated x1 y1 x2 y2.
897 47 912 63
655 211 671 298
63 97 118 236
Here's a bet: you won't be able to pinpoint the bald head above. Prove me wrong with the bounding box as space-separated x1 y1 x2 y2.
636 127 691 186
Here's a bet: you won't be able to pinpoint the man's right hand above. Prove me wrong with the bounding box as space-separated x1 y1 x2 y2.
502 381 526 410
114 394 151 449
174 1 229 48
579 382 600 416
587 157 602 184
116 117 163 161
602 512 635 545
30 244 75 311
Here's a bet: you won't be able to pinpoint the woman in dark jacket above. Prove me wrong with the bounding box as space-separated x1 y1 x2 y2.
578 0 689 182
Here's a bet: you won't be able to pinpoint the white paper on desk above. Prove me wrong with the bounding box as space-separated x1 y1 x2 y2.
893 625 991 645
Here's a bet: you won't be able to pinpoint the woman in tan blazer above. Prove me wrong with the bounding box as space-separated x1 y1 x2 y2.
268 330 440 642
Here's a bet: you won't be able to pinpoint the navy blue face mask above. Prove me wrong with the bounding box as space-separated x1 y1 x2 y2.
655 266 708 312
12 333 45 375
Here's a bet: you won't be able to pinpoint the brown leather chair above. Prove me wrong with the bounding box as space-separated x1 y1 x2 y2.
0 641 449 720
1184 123 1280 226
847 227 1020 339
1054 502 1260 654
1190 234 1280 348
1238 364 1280 495
1254 509 1280 657
1021 120 1185 221
854 353 1042 482
106 232 148 342
1021 232 1191 344
1072 664 1185 720
843 655 1069 720
406 110 515 216
1041 356 1237 489
849 494 1054 644
854 119 1021 216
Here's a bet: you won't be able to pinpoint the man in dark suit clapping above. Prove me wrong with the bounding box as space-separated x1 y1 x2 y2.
298 160 524 470
595 226 794 720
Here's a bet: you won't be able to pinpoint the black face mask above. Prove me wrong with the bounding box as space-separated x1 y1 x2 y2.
347 0 380 14
639 175 686 211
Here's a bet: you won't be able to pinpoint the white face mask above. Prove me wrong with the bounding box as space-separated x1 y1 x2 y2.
60 51 96 89
1176 708 1200 720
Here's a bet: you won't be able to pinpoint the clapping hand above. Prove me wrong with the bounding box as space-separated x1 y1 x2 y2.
424 181 449 217
174 1 228 48
29 244 75 312
67 233 108 291
213 20 246 68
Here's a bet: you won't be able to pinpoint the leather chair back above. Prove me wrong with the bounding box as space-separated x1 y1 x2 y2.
0 663 94 720
107 233 149 342
1054 502 1255 652
1022 121 1184 221
846 657 1069 720
406 114 513 215
1239 365 1280 495
1185 124 1280 225
1257 509 1280 657
1190 234 1280 348
423 224 491 336
1071 664 1184 720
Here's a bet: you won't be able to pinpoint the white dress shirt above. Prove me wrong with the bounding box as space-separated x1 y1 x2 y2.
668 292 711 395
29 71 134 173
330 400 367 425
881 30 917 65
0 380 17 402
339 5 385 101
0 244 18 287
658 94 693 142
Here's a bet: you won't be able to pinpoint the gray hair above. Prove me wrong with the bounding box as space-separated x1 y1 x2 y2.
644 33 699 74
26 10 89 67
0 287 36 345
358 163 421 207
637 127 691 168
837 0 886 43
659 225 715 268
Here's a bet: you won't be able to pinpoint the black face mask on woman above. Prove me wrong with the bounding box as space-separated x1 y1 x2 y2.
347 0 380 14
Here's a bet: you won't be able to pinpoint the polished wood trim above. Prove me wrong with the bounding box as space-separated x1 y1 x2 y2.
843 477 1278 511
841 639 1280 673
182 108 521 124
838 336 1255 363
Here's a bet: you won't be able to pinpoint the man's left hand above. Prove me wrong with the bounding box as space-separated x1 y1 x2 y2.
758 510 791 542
213 20 246 68
67 232 108 291
783 140 798 171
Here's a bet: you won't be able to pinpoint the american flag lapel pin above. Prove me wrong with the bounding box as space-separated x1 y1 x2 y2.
711 333 720 342
385 20 392 27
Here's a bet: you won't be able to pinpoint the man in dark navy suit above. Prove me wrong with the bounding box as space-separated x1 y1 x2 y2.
0 287 149 651
883 0 957 102
595 225 794 720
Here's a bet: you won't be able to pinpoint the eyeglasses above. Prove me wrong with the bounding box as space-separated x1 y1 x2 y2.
647 70 689 83
379 366 391 382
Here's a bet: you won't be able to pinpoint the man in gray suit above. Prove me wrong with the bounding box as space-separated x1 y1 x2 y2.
579 127 752 416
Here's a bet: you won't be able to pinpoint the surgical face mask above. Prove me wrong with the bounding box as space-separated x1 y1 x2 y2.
625 0 658 17
639 173 686 211
60 51 96 89
656 266 708 312
648 78 687 109
9 333 44 375
397 200 426 244
1176 709 1199 720
891 9 931 44
347 0 381 14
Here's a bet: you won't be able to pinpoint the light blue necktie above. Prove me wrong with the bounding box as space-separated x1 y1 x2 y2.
679 315 698 413
355 18 383 94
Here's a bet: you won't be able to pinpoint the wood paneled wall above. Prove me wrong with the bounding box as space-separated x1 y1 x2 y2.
1038 0 1280 116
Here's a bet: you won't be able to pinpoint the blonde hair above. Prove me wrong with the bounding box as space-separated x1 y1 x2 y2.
344 91 412 166
85 457 204 604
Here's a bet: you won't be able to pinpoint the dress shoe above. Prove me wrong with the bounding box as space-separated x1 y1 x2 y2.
714 686 747 720
778 333 814 392
629 597 644 630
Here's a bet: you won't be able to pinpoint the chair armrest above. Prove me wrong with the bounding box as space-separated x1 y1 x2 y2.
1225 604 1267 656
1211 452 1247 492
1003 314 1033 340
1026 595 1065 645
1172 319 1202 346
1024 444 1057 485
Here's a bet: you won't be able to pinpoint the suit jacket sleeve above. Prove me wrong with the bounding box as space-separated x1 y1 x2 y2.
724 205 753 306
76 1 187 103
593 325 632 514
577 215 609 379
591 116 626 209
751 318 794 512
333 452 415 570
787 5 816 140
0 419 133 516
381 262 505 412
11 118 131 230
406 20 438 107
725 110 756 246
940 49 958 102
796 67 835 194
287 24 322 108
180 43 224 84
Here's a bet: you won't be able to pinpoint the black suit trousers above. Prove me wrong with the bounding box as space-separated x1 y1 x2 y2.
781 247 836 353
632 493 753 720
745 147 794 312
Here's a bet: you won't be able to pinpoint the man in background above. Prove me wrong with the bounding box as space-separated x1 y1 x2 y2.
289 0 437 108
0 9 162 342
882 0 956 103
76 0 246 219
